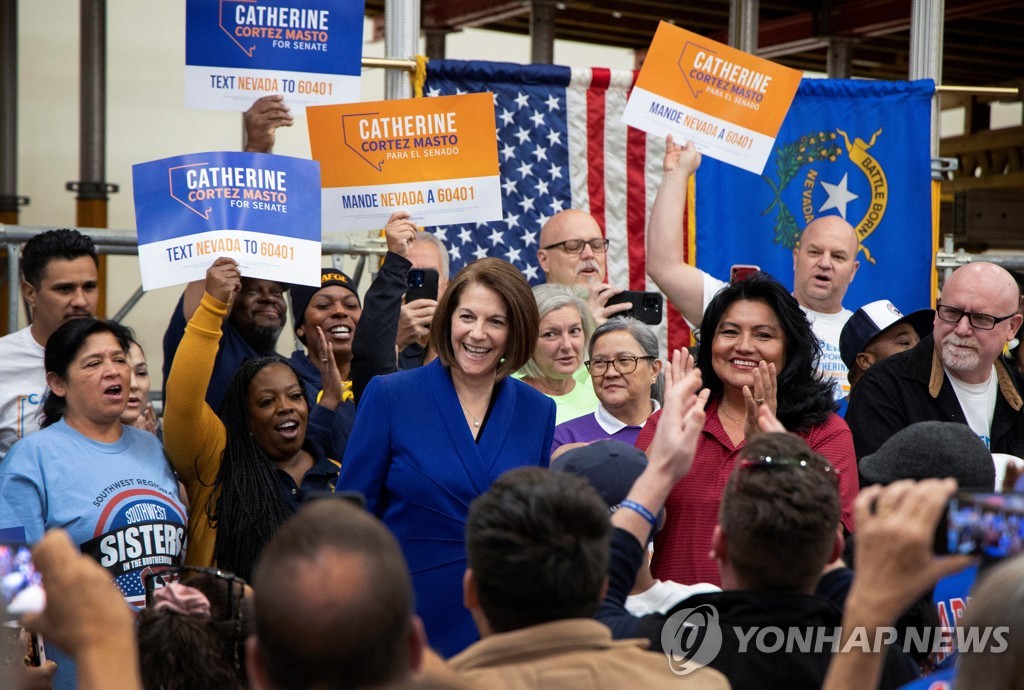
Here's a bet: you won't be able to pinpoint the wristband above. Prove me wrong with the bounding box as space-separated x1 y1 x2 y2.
620 499 658 529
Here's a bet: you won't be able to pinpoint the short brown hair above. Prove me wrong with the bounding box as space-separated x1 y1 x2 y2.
252 500 414 689
720 432 840 593
429 257 539 379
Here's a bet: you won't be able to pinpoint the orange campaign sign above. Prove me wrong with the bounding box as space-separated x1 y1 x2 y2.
307 92 503 231
622 22 803 174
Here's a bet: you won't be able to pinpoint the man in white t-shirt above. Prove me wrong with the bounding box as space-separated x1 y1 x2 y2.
645 137 860 399
846 262 1024 459
0 229 99 459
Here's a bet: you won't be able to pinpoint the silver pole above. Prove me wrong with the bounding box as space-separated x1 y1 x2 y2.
6 241 17 334
909 0 944 159
728 0 759 54
385 0 420 100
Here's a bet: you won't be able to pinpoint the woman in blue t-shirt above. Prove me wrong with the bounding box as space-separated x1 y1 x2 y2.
0 318 187 689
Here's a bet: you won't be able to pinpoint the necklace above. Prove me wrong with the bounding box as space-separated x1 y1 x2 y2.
719 405 744 427
461 401 488 428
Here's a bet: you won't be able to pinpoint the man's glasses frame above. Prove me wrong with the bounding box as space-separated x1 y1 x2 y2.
541 238 610 254
935 304 1016 331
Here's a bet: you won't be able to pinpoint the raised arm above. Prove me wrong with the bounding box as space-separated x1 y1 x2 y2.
822 479 971 690
646 135 707 326
350 211 417 402
164 258 239 489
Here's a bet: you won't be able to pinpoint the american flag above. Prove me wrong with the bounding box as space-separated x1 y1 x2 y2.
422 59 692 353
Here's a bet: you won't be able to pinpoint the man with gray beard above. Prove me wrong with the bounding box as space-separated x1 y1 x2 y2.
846 262 1024 460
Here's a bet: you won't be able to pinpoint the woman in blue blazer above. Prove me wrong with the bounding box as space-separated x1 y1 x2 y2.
339 258 556 657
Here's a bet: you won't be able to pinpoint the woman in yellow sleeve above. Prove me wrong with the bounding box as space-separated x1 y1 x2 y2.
164 257 343 579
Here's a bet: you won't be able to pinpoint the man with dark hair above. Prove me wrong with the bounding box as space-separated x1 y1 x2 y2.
463 468 611 634
449 370 727 688
0 228 98 458
246 499 426 690
598 405 917 688
162 268 287 412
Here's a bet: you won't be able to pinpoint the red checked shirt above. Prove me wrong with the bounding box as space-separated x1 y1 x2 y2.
635 398 858 586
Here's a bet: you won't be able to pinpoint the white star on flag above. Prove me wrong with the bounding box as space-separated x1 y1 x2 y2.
818 173 860 219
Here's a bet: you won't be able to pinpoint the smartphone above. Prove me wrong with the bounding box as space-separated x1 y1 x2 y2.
944 492 1024 558
605 291 664 326
406 268 439 302
730 264 761 284
1 543 44 622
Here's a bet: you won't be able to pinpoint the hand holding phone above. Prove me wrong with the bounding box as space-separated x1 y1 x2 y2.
604 291 664 326
406 268 439 303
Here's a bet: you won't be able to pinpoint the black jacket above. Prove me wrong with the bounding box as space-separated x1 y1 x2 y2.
846 334 1024 459
597 528 918 690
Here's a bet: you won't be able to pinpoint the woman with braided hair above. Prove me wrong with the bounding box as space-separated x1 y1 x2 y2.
164 257 343 579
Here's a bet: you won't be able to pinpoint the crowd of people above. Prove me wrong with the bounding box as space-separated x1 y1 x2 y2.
1 104 1024 690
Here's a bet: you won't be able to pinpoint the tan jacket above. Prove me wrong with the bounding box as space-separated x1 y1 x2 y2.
448 619 729 689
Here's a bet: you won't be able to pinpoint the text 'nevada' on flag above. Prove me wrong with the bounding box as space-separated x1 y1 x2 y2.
694 78 935 315
423 59 694 353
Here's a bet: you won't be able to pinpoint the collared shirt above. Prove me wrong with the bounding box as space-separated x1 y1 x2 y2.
275 442 340 513
638 398 858 586
551 400 661 454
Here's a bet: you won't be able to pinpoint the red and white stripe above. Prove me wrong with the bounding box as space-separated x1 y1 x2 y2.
566 67 692 356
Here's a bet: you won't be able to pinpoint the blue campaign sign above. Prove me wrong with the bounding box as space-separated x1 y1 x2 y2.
132 151 323 290
185 0 364 112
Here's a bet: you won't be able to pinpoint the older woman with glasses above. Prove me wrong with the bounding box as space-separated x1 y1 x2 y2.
550 317 662 453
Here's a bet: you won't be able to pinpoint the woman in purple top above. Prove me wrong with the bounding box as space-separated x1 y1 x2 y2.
551 317 663 454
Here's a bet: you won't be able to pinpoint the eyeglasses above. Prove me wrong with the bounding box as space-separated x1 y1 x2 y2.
143 564 248 620
734 455 839 493
936 304 1016 331
541 238 610 254
585 355 656 375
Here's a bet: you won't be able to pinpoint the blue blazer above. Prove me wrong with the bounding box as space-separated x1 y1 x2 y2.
339 360 556 657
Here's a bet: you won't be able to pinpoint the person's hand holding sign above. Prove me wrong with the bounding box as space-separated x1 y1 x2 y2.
244 95 294 154
663 134 701 177
204 257 241 306
384 211 418 257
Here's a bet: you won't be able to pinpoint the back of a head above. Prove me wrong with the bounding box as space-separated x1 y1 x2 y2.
138 607 245 690
956 555 1024 690
721 432 840 592
251 499 414 690
859 421 995 492
466 467 610 633
20 228 98 286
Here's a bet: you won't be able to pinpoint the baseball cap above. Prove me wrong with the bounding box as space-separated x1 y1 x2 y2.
839 300 933 370
550 440 648 510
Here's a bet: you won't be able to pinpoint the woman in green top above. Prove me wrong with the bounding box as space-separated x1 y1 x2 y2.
519 283 600 424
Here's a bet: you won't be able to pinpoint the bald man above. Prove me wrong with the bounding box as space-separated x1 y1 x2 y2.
537 210 630 324
846 262 1024 459
646 137 860 398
